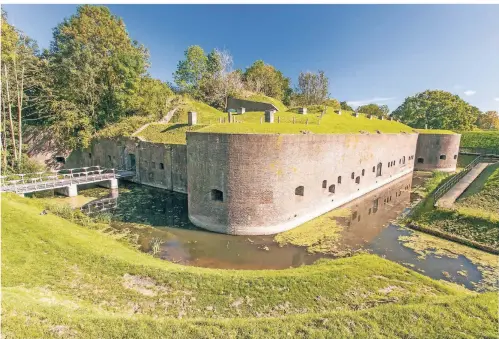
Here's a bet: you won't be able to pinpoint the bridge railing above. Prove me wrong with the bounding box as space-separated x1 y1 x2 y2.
0 166 117 193
432 155 482 201
460 147 499 156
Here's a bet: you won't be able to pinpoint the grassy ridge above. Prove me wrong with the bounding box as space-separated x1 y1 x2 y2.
244 94 288 112
3 194 497 338
459 130 499 148
415 129 456 134
137 123 207 144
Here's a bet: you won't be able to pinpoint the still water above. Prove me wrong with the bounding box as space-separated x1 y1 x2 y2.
73 173 495 291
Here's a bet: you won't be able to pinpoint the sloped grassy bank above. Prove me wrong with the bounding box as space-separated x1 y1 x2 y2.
2 194 497 338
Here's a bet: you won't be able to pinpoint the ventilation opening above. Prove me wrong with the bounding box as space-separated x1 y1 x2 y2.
322 180 327 189
211 189 224 202
372 166 375 173
295 186 304 196
417 158 424 164
373 198 379 213
362 169 365 176
351 172 355 179
355 176 360 184
338 176 342 184
329 184 335 193
454 155 457 160
108 155 112 162
55 156 65 164
440 154 446 160
160 163 165 169
402 156 406 164
88 153 92 159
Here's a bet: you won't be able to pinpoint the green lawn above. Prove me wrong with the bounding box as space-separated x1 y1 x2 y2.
2 193 497 338
458 130 499 149
136 123 207 144
409 163 499 250
415 129 456 134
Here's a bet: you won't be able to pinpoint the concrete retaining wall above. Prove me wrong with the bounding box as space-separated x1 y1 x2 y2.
226 97 278 112
414 134 461 172
187 132 418 235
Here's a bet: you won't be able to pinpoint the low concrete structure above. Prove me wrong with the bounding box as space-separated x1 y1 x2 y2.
298 107 307 115
237 107 246 114
414 133 461 172
55 184 78 197
226 97 279 112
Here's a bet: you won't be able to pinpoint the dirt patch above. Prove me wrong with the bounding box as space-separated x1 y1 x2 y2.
122 273 170 297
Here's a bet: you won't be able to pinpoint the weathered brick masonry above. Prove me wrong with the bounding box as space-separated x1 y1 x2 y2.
414 134 461 172
187 132 419 235
66 138 188 193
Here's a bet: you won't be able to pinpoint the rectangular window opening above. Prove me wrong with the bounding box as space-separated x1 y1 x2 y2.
295 186 305 196
322 180 327 189
211 189 224 202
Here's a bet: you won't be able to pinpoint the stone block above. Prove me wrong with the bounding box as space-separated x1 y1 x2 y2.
188 111 197 125
264 110 274 123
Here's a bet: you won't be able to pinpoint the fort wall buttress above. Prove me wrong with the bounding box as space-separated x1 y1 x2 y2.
414 134 461 172
187 132 419 235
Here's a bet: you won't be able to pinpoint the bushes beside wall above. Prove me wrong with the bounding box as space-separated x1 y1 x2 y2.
458 131 499 149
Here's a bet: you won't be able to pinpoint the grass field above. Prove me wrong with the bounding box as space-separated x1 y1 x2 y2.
136 123 207 144
458 130 499 149
410 163 499 250
2 193 498 338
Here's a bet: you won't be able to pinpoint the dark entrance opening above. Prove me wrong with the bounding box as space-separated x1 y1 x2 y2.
211 189 224 202
129 154 136 170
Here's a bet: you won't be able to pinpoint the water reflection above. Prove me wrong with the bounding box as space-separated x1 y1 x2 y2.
76 173 492 290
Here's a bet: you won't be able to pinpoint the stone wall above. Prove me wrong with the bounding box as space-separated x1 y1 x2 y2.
414 133 461 172
186 131 418 235
226 97 278 112
66 138 187 194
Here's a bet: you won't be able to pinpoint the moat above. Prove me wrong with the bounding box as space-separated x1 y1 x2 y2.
41 172 497 292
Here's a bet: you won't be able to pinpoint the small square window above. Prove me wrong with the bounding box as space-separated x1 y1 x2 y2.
351 172 355 179
328 184 335 194
338 176 342 184
295 186 304 196
440 155 446 160
453 155 457 160
362 169 365 176
211 189 224 201
417 158 424 164
160 163 165 169
322 180 327 189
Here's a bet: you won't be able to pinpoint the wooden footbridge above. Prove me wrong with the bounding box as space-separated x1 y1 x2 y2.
0 166 135 196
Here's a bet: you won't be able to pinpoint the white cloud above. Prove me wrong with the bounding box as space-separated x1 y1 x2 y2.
494 98 499 102
347 97 395 108
463 90 476 96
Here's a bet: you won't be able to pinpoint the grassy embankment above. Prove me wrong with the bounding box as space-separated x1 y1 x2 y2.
415 129 456 135
2 194 498 338
458 130 499 149
409 162 499 251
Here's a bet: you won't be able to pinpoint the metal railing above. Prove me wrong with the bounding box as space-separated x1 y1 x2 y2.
0 166 117 194
460 147 499 156
432 156 482 201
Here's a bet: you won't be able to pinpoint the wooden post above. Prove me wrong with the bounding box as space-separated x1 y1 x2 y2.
260 117 263 124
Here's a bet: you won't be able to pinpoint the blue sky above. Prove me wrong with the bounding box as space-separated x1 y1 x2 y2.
3 4 499 111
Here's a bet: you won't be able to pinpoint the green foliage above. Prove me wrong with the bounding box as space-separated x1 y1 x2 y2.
96 116 155 139
391 90 480 131
357 103 390 118
323 98 341 110
47 5 149 148
125 76 173 118
136 123 207 144
173 45 207 94
459 131 499 148
4 194 498 338
476 111 499 130
340 101 354 111
243 60 291 102
296 70 329 105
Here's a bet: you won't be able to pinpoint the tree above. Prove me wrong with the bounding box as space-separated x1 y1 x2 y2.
476 111 499 130
340 101 354 111
173 45 207 95
125 76 173 118
48 5 148 148
296 70 329 106
199 49 243 109
391 90 480 130
323 98 341 110
243 60 290 101
1 9 43 171
357 104 390 118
